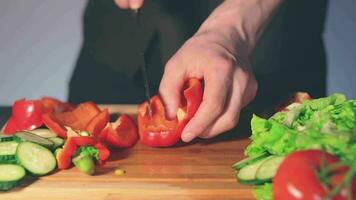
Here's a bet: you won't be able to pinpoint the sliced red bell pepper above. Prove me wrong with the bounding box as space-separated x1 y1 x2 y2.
100 115 138 148
86 109 109 137
43 102 101 138
57 134 110 170
3 99 44 134
137 78 203 147
54 102 100 131
40 96 76 113
42 112 68 138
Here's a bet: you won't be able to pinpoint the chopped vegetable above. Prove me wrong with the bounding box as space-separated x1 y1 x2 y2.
16 142 57 176
114 168 126 176
0 164 26 191
138 78 203 147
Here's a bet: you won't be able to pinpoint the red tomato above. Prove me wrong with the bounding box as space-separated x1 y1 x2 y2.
273 150 355 200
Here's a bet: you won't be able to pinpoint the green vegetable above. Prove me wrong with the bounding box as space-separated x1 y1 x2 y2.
29 129 57 138
0 141 19 164
253 183 273 200
14 131 55 149
0 134 15 142
0 164 26 191
234 93 356 199
16 142 57 176
72 146 99 175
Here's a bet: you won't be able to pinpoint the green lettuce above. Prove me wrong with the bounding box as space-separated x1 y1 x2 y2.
242 93 356 199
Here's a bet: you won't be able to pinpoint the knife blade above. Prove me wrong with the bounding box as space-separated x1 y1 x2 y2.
132 9 153 118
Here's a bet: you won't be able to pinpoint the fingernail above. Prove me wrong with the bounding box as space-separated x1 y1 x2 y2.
181 132 195 143
129 0 143 9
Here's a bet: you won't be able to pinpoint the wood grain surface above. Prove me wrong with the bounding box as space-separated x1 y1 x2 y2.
0 105 255 200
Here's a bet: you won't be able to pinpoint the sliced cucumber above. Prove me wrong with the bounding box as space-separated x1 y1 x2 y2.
14 131 54 149
237 156 272 185
232 153 268 170
0 134 15 142
0 141 18 164
29 129 57 138
256 156 285 182
0 164 26 191
16 142 56 176
48 137 64 149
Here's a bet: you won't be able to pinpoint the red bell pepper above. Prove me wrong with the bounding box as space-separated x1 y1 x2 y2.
3 99 44 134
137 78 203 147
57 134 110 170
86 109 109 137
100 114 138 148
40 96 75 113
43 102 101 138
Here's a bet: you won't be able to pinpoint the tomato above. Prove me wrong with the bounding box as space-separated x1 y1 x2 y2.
273 150 356 200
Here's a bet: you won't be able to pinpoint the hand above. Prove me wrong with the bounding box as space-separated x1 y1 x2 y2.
159 30 258 142
113 0 144 9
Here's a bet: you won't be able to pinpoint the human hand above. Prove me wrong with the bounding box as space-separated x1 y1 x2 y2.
159 29 258 143
113 0 144 10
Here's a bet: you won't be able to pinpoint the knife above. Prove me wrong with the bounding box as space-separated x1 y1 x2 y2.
132 9 153 118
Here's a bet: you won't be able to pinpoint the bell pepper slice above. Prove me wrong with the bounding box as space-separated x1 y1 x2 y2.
86 109 109 137
3 99 44 134
57 134 110 170
43 102 101 138
54 102 100 131
40 97 76 113
100 115 138 148
137 78 203 147
42 112 68 138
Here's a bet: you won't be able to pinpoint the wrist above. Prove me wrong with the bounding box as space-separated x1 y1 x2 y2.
196 0 282 56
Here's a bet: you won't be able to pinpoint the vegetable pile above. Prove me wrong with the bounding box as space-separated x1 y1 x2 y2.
233 93 356 200
0 97 138 191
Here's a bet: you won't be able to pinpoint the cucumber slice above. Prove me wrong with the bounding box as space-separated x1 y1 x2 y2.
256 156 285 182
0 164 26 191
232 153 268 170
237 156 272 185
0 141 18 164
0 134 15 142
16 142 56 176
29 129 57 138
48 137 64 149
14 131 54 149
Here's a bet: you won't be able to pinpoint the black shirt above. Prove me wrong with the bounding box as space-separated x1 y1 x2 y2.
69 0 328 110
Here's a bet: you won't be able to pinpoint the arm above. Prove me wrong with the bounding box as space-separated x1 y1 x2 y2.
159 0 283 142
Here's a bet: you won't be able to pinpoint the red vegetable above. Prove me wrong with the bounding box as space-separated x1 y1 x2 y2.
3 99 44 134
40 96 75 113
43 102 101 138
57 134 110 170
137 78 203 147
86 109 109 137
273 150 356 200
100 115 138 148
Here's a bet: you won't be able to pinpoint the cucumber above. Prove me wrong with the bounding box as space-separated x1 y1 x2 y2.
16 142 56 176
256 156 285 182
0 164 26 191
0 134 15 142
14 131 54 149
29 129 57 138
232 153 268 170
237 156 272 185
0 141 18 164
48 137 64 149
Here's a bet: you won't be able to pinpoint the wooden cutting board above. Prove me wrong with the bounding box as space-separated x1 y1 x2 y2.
0 105 255 200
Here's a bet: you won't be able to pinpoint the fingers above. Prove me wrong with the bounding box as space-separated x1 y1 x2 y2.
181 70 231 142
113 0 144 9
199 68 257 139
113 0 129 9
159 59 186 119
